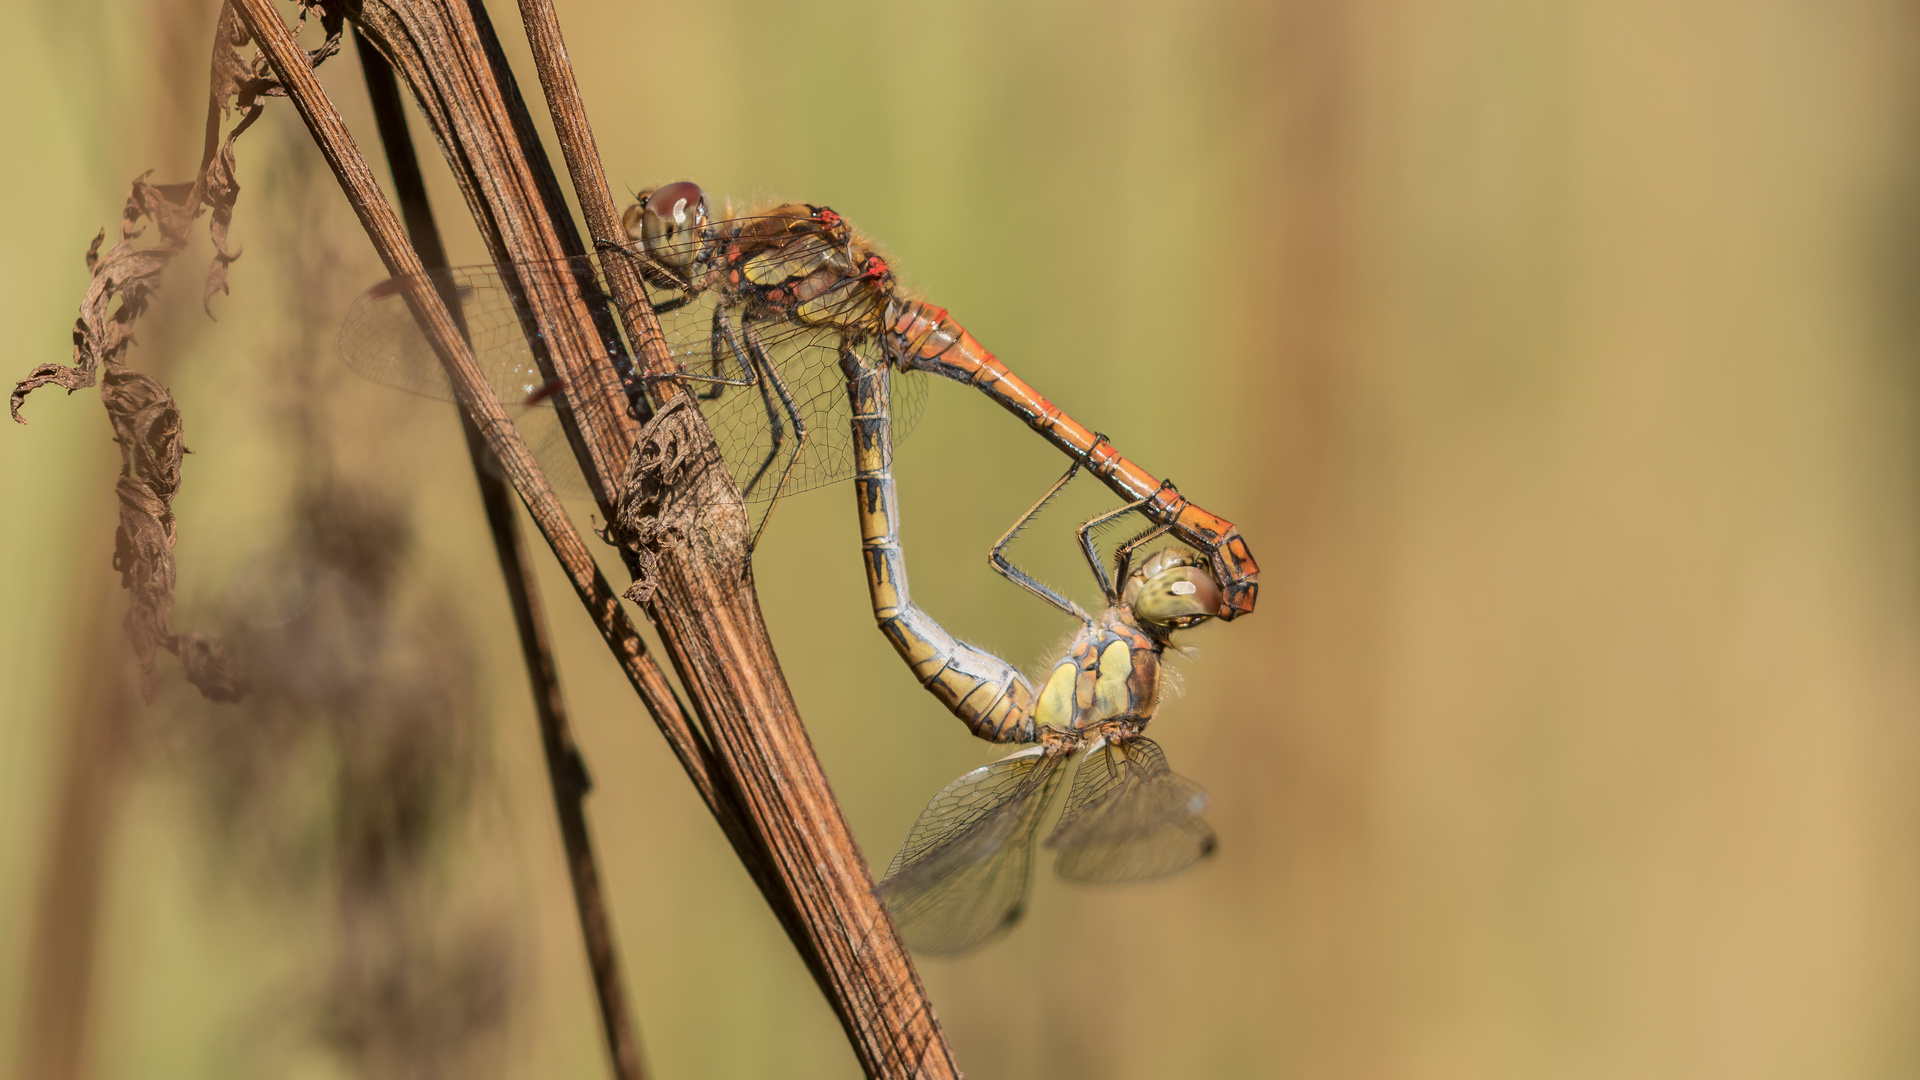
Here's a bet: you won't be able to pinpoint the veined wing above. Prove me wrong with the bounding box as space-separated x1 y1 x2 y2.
877 744 1070 957
678 291 927 507
1045 736 1216 884
335 247 928 503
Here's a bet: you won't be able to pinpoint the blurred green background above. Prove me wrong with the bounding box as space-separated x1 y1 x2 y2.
6 0 1919 1077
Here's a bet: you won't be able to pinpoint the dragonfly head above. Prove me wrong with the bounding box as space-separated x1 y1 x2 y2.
1123 549 1221 634
625 181 711 271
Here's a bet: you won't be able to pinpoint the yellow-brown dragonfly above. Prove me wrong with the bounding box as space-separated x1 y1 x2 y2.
337 182 1257 619
874 480 1223 956
843 347 1222 952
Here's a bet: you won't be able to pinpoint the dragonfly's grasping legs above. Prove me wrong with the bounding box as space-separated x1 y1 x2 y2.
1108 510 1176 591
709 304 794 502
988 454 1096 624
886 300 1260 618
632 298 757 397
648 292 693 316
1074 480 1179 603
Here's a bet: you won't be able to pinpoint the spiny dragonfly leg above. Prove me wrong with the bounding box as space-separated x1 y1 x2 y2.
987 456 1095 623
699 302 760 401
637 300 757 397
1107 502 1177 586
1074 479 1178 603
708 304 794 498
886 300 1260 618
737 323 809 551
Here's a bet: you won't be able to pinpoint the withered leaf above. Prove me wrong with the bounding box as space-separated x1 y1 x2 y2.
102 366 248 703
10 0 343 701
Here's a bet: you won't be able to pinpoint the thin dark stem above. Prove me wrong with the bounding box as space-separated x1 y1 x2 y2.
354 30 647 1080
460 410 649 1080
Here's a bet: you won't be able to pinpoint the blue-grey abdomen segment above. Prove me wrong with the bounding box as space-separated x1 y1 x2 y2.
843 350 1037 744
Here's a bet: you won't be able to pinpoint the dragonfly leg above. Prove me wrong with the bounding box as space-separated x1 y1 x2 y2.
1108 502 1177 587
737 324 811 551
1075 479 1178 603
649 292 693 316
593 237 695 297
699 302 761 400
707 304 793 494
636 300 759 396
988 457 1094 623
886 299 1260 618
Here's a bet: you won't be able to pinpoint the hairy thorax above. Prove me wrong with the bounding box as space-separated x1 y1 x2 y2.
1033 610 1163 734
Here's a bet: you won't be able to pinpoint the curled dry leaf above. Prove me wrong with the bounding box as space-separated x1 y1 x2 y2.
610 396 708 604
99 366 249 702
10 0 342 702
9 177 201 422
11 1 342 423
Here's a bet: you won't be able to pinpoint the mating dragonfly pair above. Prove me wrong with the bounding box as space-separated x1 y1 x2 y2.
338 182 1258 955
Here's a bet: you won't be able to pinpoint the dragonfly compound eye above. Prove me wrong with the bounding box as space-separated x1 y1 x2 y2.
1127 551 1222 630
627 180 708 269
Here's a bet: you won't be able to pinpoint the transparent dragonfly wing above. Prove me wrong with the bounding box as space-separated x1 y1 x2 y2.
335 247 928 504
1045 735 1217 884
877 745 1070 957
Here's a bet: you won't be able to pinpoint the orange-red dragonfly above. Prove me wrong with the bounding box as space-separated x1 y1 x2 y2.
337 182 1257 619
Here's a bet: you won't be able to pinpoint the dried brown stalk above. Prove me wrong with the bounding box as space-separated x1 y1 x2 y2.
447 0 832 982
229 0 958 1073
354 29 647 1080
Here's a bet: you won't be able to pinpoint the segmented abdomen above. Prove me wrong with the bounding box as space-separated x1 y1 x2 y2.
842 350 1037 743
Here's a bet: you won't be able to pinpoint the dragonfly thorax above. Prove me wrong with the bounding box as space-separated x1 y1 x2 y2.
1034 616 1163 734
627 184 898 340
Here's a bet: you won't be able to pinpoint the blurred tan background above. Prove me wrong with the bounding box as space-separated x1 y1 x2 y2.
6 0 1920 1077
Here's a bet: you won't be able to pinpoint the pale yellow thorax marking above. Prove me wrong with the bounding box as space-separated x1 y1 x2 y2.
1092 639 1136 721
1037 660 1078 729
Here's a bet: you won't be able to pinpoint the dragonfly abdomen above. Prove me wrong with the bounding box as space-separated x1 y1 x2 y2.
844 349 1038 744
878 603 1037 742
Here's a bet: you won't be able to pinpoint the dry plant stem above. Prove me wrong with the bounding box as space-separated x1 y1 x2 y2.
13 637 138 1080
508 0 671 383
511 4 959 1077
348 0 637 505
225 0 731 835
253 0 952 1071
346 0 827 978
242 8 813 1034
338 5 848 1013
354 30 646 1080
